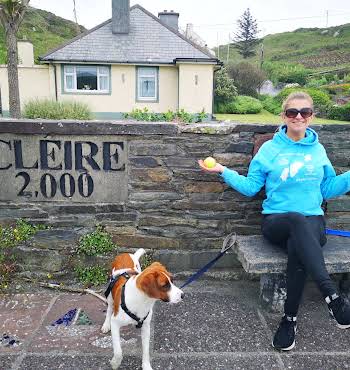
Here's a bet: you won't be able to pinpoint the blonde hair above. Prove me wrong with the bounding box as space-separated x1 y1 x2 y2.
282 92 314 111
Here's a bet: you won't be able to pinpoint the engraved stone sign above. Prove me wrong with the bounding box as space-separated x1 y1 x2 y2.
0 134 128 203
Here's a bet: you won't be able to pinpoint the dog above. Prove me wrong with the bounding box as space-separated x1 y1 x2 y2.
101 248 184 370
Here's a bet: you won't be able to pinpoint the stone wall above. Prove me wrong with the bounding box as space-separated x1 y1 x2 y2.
0 119 349 279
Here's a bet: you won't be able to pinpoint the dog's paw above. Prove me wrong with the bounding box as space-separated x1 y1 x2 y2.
101 321 111 333
142 362 153 370
110 355 122 369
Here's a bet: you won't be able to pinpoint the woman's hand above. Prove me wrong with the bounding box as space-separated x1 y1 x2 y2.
198 159 225 174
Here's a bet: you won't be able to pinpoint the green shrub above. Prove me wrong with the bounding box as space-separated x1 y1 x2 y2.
75 265 108 286
275 87 332 116
175 109 195 123
0 219 46 248
262 61 310 85
196 109 208 123
162 110 176 121
214 102 230 114
306 76 328 88
123 107 158 121
77 226 116 256
0 220 47 291
327 103 350 121
321 83 350 95
123 108 204 123
343 74 350 83
23 99 92 120
227 96 263 114
261 96 282 115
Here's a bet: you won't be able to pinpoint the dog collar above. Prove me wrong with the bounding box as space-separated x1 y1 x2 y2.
104 271 131 298
120 283 149 329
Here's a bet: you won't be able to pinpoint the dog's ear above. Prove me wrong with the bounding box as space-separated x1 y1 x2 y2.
137 269 171 301
137 270 159 297
148 262 163 270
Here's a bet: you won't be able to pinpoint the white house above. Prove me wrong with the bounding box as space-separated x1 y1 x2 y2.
0 0 221 119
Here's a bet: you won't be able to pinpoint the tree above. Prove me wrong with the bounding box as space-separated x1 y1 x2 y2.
0 0 30 118
232 8 259 59
227 62 266 97
214 67 237 104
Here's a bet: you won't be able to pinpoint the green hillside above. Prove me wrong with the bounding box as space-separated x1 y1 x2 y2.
1 6 349 74
216 23 350 73
0 6 86 64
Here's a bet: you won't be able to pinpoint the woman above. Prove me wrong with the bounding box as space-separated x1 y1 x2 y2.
199 92 350 351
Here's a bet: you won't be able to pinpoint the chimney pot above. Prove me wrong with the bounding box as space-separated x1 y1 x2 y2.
158 9 179 30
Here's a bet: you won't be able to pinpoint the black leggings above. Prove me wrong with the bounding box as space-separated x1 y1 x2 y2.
261 212 337 316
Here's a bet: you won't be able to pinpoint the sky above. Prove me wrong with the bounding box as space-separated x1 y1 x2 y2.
29 0 350 47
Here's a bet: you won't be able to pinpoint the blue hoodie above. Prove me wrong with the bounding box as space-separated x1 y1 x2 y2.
221 125 350 215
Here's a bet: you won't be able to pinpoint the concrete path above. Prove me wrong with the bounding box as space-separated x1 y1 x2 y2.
1 280 349 370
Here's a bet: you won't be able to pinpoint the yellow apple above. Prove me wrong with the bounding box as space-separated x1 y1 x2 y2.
203 156 216 168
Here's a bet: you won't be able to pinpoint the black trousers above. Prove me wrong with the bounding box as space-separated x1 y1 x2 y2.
261 212 337 316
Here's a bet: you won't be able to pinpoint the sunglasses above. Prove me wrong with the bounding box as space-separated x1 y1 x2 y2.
284 108 313 119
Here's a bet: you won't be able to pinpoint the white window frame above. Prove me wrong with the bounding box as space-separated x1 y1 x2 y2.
63 65 110 93
136 67 158 102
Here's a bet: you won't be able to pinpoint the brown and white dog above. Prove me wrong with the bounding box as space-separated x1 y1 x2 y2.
101 248 184 370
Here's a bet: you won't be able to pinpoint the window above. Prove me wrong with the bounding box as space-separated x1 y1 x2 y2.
63 65 110 93
136 67 158 101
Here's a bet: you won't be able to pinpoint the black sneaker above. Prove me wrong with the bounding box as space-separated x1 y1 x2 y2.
272 315 297 351
326 294 350 329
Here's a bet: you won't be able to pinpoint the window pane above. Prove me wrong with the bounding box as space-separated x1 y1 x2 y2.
98 66 109 75
76 66 97 90
99 75 109 91
65 66 74 74
65 75 74 90
140 77 155 97
138 67 156 77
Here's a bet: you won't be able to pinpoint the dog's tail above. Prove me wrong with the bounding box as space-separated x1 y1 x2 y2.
133 248 146 273
133 248 146 262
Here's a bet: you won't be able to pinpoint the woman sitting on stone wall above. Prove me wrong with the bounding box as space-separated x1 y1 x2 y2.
198 91 350 351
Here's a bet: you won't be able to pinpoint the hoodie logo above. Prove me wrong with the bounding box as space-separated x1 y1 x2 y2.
280 160 308 181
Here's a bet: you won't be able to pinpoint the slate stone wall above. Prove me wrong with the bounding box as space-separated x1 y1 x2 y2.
0 119 349 279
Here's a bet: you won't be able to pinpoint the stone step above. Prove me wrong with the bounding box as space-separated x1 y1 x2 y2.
235 234 350 274
10 243 244 283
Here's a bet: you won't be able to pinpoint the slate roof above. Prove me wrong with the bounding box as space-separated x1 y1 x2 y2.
40 5 218 64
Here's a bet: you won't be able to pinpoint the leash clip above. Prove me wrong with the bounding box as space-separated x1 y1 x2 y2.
221 232 237 253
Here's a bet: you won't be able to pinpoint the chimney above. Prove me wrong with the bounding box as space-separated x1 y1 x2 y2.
17 40 34 66
158 10 179 31
112 0 130 34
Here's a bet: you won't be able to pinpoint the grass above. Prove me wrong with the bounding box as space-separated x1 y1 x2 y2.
215 110 350 124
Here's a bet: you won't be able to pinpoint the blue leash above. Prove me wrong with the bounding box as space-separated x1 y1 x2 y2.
179 229 349 289
180 233 237 289
325 228 350 237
